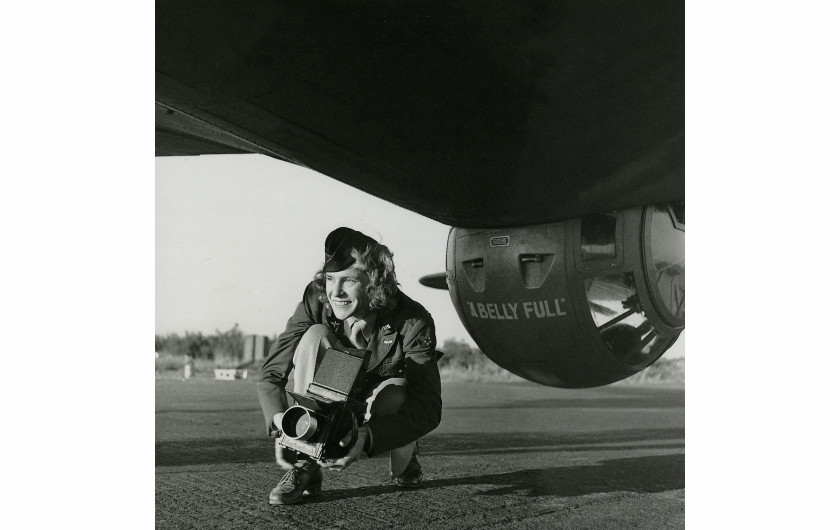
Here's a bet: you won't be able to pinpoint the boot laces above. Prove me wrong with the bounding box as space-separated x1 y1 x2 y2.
278 467 301 488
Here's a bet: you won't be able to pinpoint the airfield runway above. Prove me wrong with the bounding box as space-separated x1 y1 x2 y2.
156 379 684 529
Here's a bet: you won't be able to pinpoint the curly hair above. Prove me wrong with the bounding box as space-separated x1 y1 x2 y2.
312 242 400 314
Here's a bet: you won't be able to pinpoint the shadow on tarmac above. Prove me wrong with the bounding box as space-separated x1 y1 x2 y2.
155 429 684 467
304 454 685 503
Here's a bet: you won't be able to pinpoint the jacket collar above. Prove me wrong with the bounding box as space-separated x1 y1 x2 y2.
366 320 398 371
325 312 342 335
364 295 403 371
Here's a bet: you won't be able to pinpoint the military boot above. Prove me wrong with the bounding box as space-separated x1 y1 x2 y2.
394 450 423 488
269 460 323 505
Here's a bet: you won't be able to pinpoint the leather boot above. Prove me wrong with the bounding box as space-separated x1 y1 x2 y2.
269 460 323 505
394 449 423 488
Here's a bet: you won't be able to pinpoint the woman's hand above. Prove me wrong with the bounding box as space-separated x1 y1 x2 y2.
318 425 370 471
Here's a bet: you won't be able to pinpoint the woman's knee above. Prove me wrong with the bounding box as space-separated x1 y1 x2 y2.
295 324 337 356
367 381 408 418
302 323 334 342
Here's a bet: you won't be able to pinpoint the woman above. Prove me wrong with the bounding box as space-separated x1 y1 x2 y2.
257 227 442 505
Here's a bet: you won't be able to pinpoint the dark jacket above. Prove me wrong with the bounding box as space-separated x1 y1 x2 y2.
260 282 442 456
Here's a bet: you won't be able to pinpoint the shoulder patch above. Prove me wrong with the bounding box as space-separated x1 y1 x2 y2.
417 333 432 348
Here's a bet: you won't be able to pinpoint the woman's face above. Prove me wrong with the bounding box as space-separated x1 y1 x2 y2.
325 261 371 320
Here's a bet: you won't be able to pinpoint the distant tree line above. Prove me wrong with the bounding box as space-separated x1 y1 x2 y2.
155 324 248 361
437 338 495 370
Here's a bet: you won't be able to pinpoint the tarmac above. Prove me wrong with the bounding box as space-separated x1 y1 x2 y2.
156 379 684 529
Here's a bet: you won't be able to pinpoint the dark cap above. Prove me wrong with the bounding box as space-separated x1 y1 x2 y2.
323 227 378 272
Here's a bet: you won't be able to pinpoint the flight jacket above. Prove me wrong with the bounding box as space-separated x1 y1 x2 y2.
260 282 442 457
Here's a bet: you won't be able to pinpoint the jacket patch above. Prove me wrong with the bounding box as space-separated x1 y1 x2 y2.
417 333 432 348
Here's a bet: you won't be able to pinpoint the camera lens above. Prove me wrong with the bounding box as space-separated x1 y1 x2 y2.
295 415 312 436
280 406 319 440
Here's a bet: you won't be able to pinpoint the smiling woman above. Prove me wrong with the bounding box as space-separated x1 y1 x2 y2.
257 226 443 504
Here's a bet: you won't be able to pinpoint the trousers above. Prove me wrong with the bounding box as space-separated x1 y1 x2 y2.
257 324 418 477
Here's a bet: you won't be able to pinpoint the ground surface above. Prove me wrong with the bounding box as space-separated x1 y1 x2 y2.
156 380 684 529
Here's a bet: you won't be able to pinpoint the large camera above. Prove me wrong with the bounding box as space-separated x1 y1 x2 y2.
272 347 368 461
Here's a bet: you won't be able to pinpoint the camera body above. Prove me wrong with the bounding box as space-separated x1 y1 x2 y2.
274 347 368 461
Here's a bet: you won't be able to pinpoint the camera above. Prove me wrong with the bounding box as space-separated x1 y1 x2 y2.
272 347 368 461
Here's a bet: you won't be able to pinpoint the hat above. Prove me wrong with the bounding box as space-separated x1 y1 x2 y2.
323 227 378 272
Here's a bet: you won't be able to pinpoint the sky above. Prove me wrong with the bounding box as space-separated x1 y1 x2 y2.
156 153 684 357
